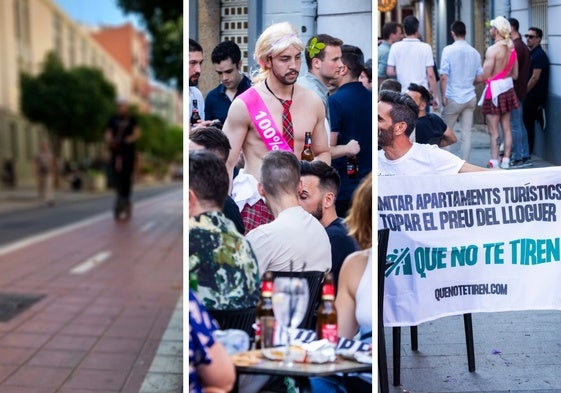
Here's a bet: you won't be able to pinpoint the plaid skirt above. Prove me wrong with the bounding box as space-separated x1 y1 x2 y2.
241 199 274 234
482 88 519 115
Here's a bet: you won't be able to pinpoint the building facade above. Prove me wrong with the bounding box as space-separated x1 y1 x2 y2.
189 0 372 96
0 0 144 187
91 23 151 112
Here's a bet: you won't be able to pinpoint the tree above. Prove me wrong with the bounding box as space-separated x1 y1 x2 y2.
20 52 116 154
116 0 182 90
136 112 182 162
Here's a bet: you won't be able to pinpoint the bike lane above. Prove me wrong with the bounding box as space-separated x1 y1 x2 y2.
0 189 183 392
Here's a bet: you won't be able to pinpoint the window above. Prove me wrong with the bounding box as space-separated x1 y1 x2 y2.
53 14 63 56
531 0 548 52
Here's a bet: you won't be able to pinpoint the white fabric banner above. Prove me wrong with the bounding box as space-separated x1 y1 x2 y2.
379 167 561 326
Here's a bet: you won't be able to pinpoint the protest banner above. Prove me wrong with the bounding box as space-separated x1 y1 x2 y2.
379 167 561 326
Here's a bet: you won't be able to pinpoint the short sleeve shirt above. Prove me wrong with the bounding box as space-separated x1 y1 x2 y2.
189 290 218 393
378 143 465 176
387 38 434 91
189 211 260 310
527 45 549 102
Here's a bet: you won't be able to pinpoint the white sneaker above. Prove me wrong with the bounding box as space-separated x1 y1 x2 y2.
487 159 499 168
500 157 510 169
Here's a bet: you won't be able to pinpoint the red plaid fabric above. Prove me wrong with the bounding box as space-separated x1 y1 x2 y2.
482 88 519 115
241 199 274 234
281 100 294 149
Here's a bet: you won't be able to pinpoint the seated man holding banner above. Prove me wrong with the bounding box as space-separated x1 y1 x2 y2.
377 90 485 175
223 22 330 234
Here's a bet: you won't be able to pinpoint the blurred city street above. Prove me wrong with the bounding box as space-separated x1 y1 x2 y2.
0 182 183 392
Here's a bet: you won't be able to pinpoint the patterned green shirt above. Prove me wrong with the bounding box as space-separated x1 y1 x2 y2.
189 211 260 310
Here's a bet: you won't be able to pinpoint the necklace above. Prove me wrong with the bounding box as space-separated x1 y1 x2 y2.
264 79 294 102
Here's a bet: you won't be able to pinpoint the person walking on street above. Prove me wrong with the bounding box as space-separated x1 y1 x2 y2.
105 98 141 220
523 26 549 155
508 18 532 168
439 20 483 161
387 15 440 110
378 22 403 85
479 16 519 169
35 140 56 206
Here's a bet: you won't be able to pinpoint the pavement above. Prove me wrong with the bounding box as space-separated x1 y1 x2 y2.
446 124 553 170
385 125 561 393
0 181 183 392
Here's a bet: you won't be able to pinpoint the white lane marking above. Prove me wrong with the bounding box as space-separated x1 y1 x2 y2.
70 251 112 274
0 213 110 257
0 189 180 257
140 221 156 232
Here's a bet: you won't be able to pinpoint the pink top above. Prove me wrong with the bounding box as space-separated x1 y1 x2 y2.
485 49 517 100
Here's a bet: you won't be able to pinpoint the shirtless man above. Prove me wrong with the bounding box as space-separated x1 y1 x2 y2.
223 22 330 233
479 16 519 169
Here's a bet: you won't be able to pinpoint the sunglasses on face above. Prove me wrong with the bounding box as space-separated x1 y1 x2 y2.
525 34 537 39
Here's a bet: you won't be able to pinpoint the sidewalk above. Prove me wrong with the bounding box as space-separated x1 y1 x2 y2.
0 181 167 214
0 184 110 213
0 185 183 392
448 124 555 169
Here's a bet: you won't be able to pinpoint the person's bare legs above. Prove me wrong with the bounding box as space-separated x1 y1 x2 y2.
500 112 512 159
486 113 501 160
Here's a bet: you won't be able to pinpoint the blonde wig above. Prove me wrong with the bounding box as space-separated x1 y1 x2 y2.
252 22 304 83
490 16 513 48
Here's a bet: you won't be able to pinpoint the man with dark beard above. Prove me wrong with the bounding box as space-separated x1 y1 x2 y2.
223 22 330 233
378 90 484 175
298 160 358 292
189 39 213 130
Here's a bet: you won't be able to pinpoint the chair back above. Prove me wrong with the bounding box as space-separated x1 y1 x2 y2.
208 307 256 339
271 270 325 330
378 228 390 308
378 228 390 393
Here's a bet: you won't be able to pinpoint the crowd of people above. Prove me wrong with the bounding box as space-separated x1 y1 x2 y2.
379 15 549 169
188 14 550 393
189 21 372 393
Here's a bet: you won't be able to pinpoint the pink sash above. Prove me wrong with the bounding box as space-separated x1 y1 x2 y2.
238 87 293 152
485 49 517 100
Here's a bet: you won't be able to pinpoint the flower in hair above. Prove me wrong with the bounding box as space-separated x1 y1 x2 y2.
307 37 326 58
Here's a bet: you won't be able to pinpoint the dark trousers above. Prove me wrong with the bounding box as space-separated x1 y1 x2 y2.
522 99 544 155
111 155 134 202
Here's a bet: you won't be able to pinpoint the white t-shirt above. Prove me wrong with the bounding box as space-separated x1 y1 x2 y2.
246 206 332 274
378 143 465 176
387 38 434 92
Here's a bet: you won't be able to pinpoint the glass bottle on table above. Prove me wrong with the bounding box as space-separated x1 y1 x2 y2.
301 132 314 161
316 272 338 346
255 271 274 350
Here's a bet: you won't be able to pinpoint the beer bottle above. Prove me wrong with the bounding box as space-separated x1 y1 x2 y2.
255 271 274 349
190 99 201 126
316 273 338 345
346 155 359 178
301 132 314 161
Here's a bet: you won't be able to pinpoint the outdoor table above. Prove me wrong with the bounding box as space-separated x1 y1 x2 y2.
231 350 371 393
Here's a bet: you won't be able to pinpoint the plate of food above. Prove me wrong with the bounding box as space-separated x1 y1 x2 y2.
261 346 307 363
